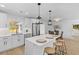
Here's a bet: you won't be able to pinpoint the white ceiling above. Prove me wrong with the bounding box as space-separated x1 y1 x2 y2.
0 3 79 20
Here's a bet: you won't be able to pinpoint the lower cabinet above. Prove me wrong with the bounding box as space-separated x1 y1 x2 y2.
24 33 32 38
0 38 6 52
0 34 24 52
11 34 24 48
0 37 12 52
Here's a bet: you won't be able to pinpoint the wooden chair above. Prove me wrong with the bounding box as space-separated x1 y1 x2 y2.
54 30 59 35
43 41 66 55
43 43 56 55
56 31 67 54
56 38 67 55
43 47 56 55
49 31 54 35
55 41 64 54
59 31 63 39
43 31 67 55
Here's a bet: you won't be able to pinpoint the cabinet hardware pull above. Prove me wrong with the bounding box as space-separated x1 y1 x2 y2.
4 42 5 45
6 42 7 45
18 39 20 41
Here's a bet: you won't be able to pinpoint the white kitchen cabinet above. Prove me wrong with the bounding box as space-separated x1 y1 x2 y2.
24 33 32 38
17 35 24 46
11 34 24 48
0 38 6 52
0 13 7 23
0 34 24 52
3 36 12 50
0 36 12 52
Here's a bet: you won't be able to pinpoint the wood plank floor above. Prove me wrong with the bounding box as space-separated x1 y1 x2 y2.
0 37 79 55
65 37 79 55
0 45 25 55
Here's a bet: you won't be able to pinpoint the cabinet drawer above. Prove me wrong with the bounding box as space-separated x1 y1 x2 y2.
3 37 9 40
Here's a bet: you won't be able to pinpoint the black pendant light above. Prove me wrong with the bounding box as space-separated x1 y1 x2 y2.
48 10 52 25
32 3 43 36
37 3 41 23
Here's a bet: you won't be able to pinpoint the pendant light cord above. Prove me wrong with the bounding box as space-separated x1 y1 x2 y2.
38 4 40 18
49 10 51 20
37 3 41 20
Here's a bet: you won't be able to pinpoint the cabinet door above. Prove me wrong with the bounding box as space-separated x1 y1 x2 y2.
24 34 32 38
17 35 24 46
0 38 6 52
11 35 18 48
12 34 24 48
3 37 12 50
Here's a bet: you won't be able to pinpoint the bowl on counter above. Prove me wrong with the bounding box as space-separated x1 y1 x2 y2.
36 39 47 43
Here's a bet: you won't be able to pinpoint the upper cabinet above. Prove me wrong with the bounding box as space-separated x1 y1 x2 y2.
0 12 33 35
0 13 10 36
0 13 7 28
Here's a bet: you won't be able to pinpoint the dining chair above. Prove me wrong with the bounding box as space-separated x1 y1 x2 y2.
43 42 56 55
56 31 67 54
43 42 65 55
54 30 59 35
55 41 64 54
56 38 67 55
60 31 63 39
49 31 54 35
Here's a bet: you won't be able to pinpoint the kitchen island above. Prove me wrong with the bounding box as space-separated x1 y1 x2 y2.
25 34 60 55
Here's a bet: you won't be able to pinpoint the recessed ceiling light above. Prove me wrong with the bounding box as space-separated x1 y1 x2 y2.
0 4 5 7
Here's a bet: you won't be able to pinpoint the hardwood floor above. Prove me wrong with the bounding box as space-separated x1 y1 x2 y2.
0 37 79 55
65 37 79 55
0 45 25 55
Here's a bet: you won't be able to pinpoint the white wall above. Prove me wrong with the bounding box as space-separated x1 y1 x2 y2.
59 20 72 38
59 19 79 38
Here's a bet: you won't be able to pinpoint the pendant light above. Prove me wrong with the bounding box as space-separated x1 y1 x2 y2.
48 10 52 25
37 3 41 23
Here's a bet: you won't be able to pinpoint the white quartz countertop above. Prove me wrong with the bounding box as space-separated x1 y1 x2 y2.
25 34 60 46
0 33 23 37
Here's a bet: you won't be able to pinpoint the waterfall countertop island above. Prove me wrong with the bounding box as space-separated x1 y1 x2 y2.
25 34 60 55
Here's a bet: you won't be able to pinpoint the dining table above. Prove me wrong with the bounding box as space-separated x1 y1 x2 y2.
25 34 60 55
